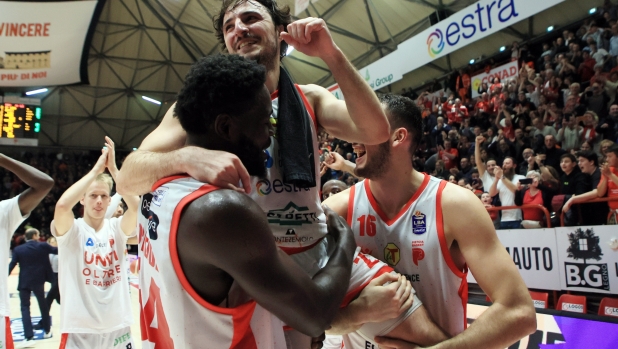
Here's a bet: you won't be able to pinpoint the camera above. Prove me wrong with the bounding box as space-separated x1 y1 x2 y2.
519 178 533 185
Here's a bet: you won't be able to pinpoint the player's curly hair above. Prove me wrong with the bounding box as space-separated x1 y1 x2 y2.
213 0 292 59
174 54 266 135
379 94 423 162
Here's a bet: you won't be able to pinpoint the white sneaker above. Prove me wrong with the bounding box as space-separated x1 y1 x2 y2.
16 338 36 348
43 331 53 339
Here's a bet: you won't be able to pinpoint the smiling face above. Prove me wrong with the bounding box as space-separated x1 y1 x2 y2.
222 1 281 71
80 181 112 220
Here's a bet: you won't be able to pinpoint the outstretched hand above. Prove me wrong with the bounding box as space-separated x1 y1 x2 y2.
104 136 119 180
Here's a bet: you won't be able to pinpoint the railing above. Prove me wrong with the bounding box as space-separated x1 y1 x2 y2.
559 197 618 227
486 204 552 228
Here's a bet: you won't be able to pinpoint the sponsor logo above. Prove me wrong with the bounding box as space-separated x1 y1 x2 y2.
86 237 94 247
286 229 295 235
412 240 424 247
605 306 618 316
403 273 421 282
256 178 310 196
113 332 131 347
151 186 168 207
532 300 546 309
412 211 427 235
427 29 444 57
425 0 519 59
564 228 609 291
562 302 584 313
265 149 274 169
267 202 319 226
412 247 425 266
364 68 394 89
505 247 553 271
384 243 400 266
141 194 159 240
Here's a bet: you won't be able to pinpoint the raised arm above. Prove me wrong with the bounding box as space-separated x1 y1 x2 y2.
116 104 251 195
104 137 139 236
281 18 389 144
177 191 356 337
475 136 487 176
0 154 54 216
324 152 361 178
489 167 501 197
53 150 107 236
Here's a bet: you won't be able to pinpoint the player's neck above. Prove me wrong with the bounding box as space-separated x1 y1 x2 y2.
83 214 105 232
369 166 424 219
266 61 281 94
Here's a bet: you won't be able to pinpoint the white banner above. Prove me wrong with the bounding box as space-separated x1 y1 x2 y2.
0 0 103 87
555 226 618 295
467 229 561 290
329 0 563 98
471 60 519 97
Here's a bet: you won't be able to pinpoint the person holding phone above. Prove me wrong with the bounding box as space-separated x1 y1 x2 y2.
514 171 559 228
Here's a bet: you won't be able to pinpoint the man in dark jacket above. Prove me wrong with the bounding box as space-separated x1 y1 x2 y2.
9 228 57 341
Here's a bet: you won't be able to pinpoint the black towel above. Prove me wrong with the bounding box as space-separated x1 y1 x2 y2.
277 67 316 188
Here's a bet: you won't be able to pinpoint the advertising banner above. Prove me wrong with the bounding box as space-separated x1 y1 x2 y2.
467 229 561 290
0 0 104 87
471 60 519 97
467 302 618 348
555 226 618 295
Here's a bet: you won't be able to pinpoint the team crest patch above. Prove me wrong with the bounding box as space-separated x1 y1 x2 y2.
412 211 427 235
151 186 168 207
384 243 400 266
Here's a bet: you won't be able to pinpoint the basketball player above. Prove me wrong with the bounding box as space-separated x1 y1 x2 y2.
52 137 139 349
117 0 392 346
137 53 452 349
323 94 536 349
0 154 54 349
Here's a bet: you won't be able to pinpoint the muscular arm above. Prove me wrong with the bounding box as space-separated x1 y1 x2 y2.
120 194 139 236
435 185 536 349
0 154 54 216
474 137 487 177
177 191 356 337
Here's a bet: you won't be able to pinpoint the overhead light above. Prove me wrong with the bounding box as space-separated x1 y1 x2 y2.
25 88 48 96
589 8 597 14
469 59 475 64
500 46 506 52
547 26 554 32
141 96 161 105
286 46 294 55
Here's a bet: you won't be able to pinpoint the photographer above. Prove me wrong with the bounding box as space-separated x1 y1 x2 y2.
515 171 559 228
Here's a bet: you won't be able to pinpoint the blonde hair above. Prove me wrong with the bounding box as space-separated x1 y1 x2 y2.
601 139 615 149
95 173 114 194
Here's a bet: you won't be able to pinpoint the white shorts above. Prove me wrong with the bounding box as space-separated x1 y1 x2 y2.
60 327 134 349
1 316 14 349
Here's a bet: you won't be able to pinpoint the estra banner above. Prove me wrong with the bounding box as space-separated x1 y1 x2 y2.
467 228 562 290
471 60 519 98
0 0 105 87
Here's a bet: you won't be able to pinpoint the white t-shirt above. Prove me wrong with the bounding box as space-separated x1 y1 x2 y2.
497 174 526 222
51 217 135 333
481 170 495 193
0 195 28 317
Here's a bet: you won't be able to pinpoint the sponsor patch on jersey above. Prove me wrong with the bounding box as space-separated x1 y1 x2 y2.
412 247 425 266
266 201 319 226
384 243 400 266
86 237 94 247
412 211 427 235
151 186 168 207
412 240 424 247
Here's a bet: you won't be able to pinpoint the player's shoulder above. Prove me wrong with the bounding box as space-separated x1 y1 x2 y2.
181 189 262 227
440 182 484 213
322 186 353 220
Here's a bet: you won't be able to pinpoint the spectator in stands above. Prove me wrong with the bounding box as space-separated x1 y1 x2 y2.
609 24 618 56
557 114 583 152
489 157 525 229
520 148 538 175
488 136 516 166
432 160 448 179
597 144 618 224
598 104 618 140
321 179 347 201
445 98 468 127
438 139 458 171
563 151 608 225
581 83 611 117
459 157 473 178
581 111 600 152
539 135 567 174
579 48 596 82
431 116 450 147
515 170 557 228
559 153 589 197
600 139 616 162
531 117 557 138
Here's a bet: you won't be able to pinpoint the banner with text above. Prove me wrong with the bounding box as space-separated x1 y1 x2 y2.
467 229 561 290
555 226 618 295
0 0 104 87
471 60 519 97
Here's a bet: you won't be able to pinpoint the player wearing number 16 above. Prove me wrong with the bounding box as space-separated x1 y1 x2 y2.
52 137 140 349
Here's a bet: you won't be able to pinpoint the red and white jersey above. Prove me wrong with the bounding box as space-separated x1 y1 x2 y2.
0 195 28 318
51 217 134 333
248 86 327 259
347 175 468 337
138 176 287 349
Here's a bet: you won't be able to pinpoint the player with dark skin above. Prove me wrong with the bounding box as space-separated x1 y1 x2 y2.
172 55 357 346
0 154 55 216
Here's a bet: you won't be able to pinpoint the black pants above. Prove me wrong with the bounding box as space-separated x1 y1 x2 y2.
46 273 60 309
19 284 50 339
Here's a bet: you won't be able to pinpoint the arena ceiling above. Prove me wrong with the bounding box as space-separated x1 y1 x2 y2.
20 0 602 150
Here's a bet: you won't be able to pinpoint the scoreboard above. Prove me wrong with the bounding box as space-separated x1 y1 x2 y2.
0 96 40 146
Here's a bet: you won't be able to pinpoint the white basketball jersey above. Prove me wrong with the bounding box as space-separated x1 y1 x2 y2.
248 87 327 256
347 175 468 338
138 176 286 349
0 195 27 318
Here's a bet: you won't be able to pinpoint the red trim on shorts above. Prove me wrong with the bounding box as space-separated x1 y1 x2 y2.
5 317 14 349
364 174 430 226
347 184 357 226
151 175 190 192
59 333 69 349
339 265 393 308
279 237 325 255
